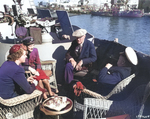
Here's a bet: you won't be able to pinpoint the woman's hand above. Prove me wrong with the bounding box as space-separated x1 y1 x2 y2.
29 66 39 75
27 76 38 86
27 76 34 83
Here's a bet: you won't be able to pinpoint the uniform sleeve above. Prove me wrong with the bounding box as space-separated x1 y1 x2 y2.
98 67 122 85
13 68 36 94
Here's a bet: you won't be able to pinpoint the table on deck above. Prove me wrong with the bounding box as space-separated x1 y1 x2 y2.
39 96 73 119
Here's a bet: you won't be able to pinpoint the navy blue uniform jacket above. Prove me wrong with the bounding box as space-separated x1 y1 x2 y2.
98 66 131 85
66 39 97 65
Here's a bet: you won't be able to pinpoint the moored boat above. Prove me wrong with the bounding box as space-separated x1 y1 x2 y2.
91 0 144 18
112 6 144 18
91 8 143 17
118 9 143 17
91 11 113 17
112 0 144 17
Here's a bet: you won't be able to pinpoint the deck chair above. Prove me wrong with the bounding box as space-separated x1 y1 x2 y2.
28 8 35 15
37 9 52 18
27 8 37 17
0 90 42 119
56 10 74 40
82 82 150 119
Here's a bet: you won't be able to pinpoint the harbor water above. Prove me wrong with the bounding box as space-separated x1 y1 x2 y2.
70 14 150 55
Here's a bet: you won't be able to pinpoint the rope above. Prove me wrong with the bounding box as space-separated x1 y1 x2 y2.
82 88 105 99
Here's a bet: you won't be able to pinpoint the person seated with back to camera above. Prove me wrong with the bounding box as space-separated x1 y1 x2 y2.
73 47 138 97
20 36 55 99
0 44 38 99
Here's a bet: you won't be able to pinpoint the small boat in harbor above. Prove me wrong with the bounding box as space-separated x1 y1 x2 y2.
91 0 144 17
91 9 143 18
112 5 144 17
0 0 150 119
91 11 113 17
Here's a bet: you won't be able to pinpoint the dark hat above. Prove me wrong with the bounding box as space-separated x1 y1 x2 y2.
72 29 87 38
9 44 21 54
22 36 34 46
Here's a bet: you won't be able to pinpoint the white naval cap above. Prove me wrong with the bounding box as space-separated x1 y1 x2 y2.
125 47 138 65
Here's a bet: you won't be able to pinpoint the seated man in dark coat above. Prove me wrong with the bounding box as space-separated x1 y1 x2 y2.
97 47 138 95
64 29 97 84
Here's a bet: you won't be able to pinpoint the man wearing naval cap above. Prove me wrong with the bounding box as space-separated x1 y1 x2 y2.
97 47 138 95
65 29 97 84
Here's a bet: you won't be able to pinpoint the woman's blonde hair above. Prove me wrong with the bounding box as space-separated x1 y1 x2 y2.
7 48 24 61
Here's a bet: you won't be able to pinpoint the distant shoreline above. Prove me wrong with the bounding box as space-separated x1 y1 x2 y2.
68 13 80 17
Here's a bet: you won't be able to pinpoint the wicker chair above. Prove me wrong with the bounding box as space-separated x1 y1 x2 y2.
82 82 150 119
40 60 58 93
83 73 136 99
0 90 42 119
74 72 136 103
73 73 136 119
0 60 58 119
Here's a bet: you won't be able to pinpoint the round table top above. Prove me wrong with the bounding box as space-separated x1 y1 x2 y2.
39 96 73 116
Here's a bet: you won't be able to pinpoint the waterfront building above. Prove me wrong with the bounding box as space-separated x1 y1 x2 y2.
127 0 139 8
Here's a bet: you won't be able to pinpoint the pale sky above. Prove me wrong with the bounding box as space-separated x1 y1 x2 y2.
34 0 139 6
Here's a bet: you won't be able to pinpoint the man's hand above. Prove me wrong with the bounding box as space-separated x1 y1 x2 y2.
69 58 77 68
75 60 83 71
105 63 113 69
